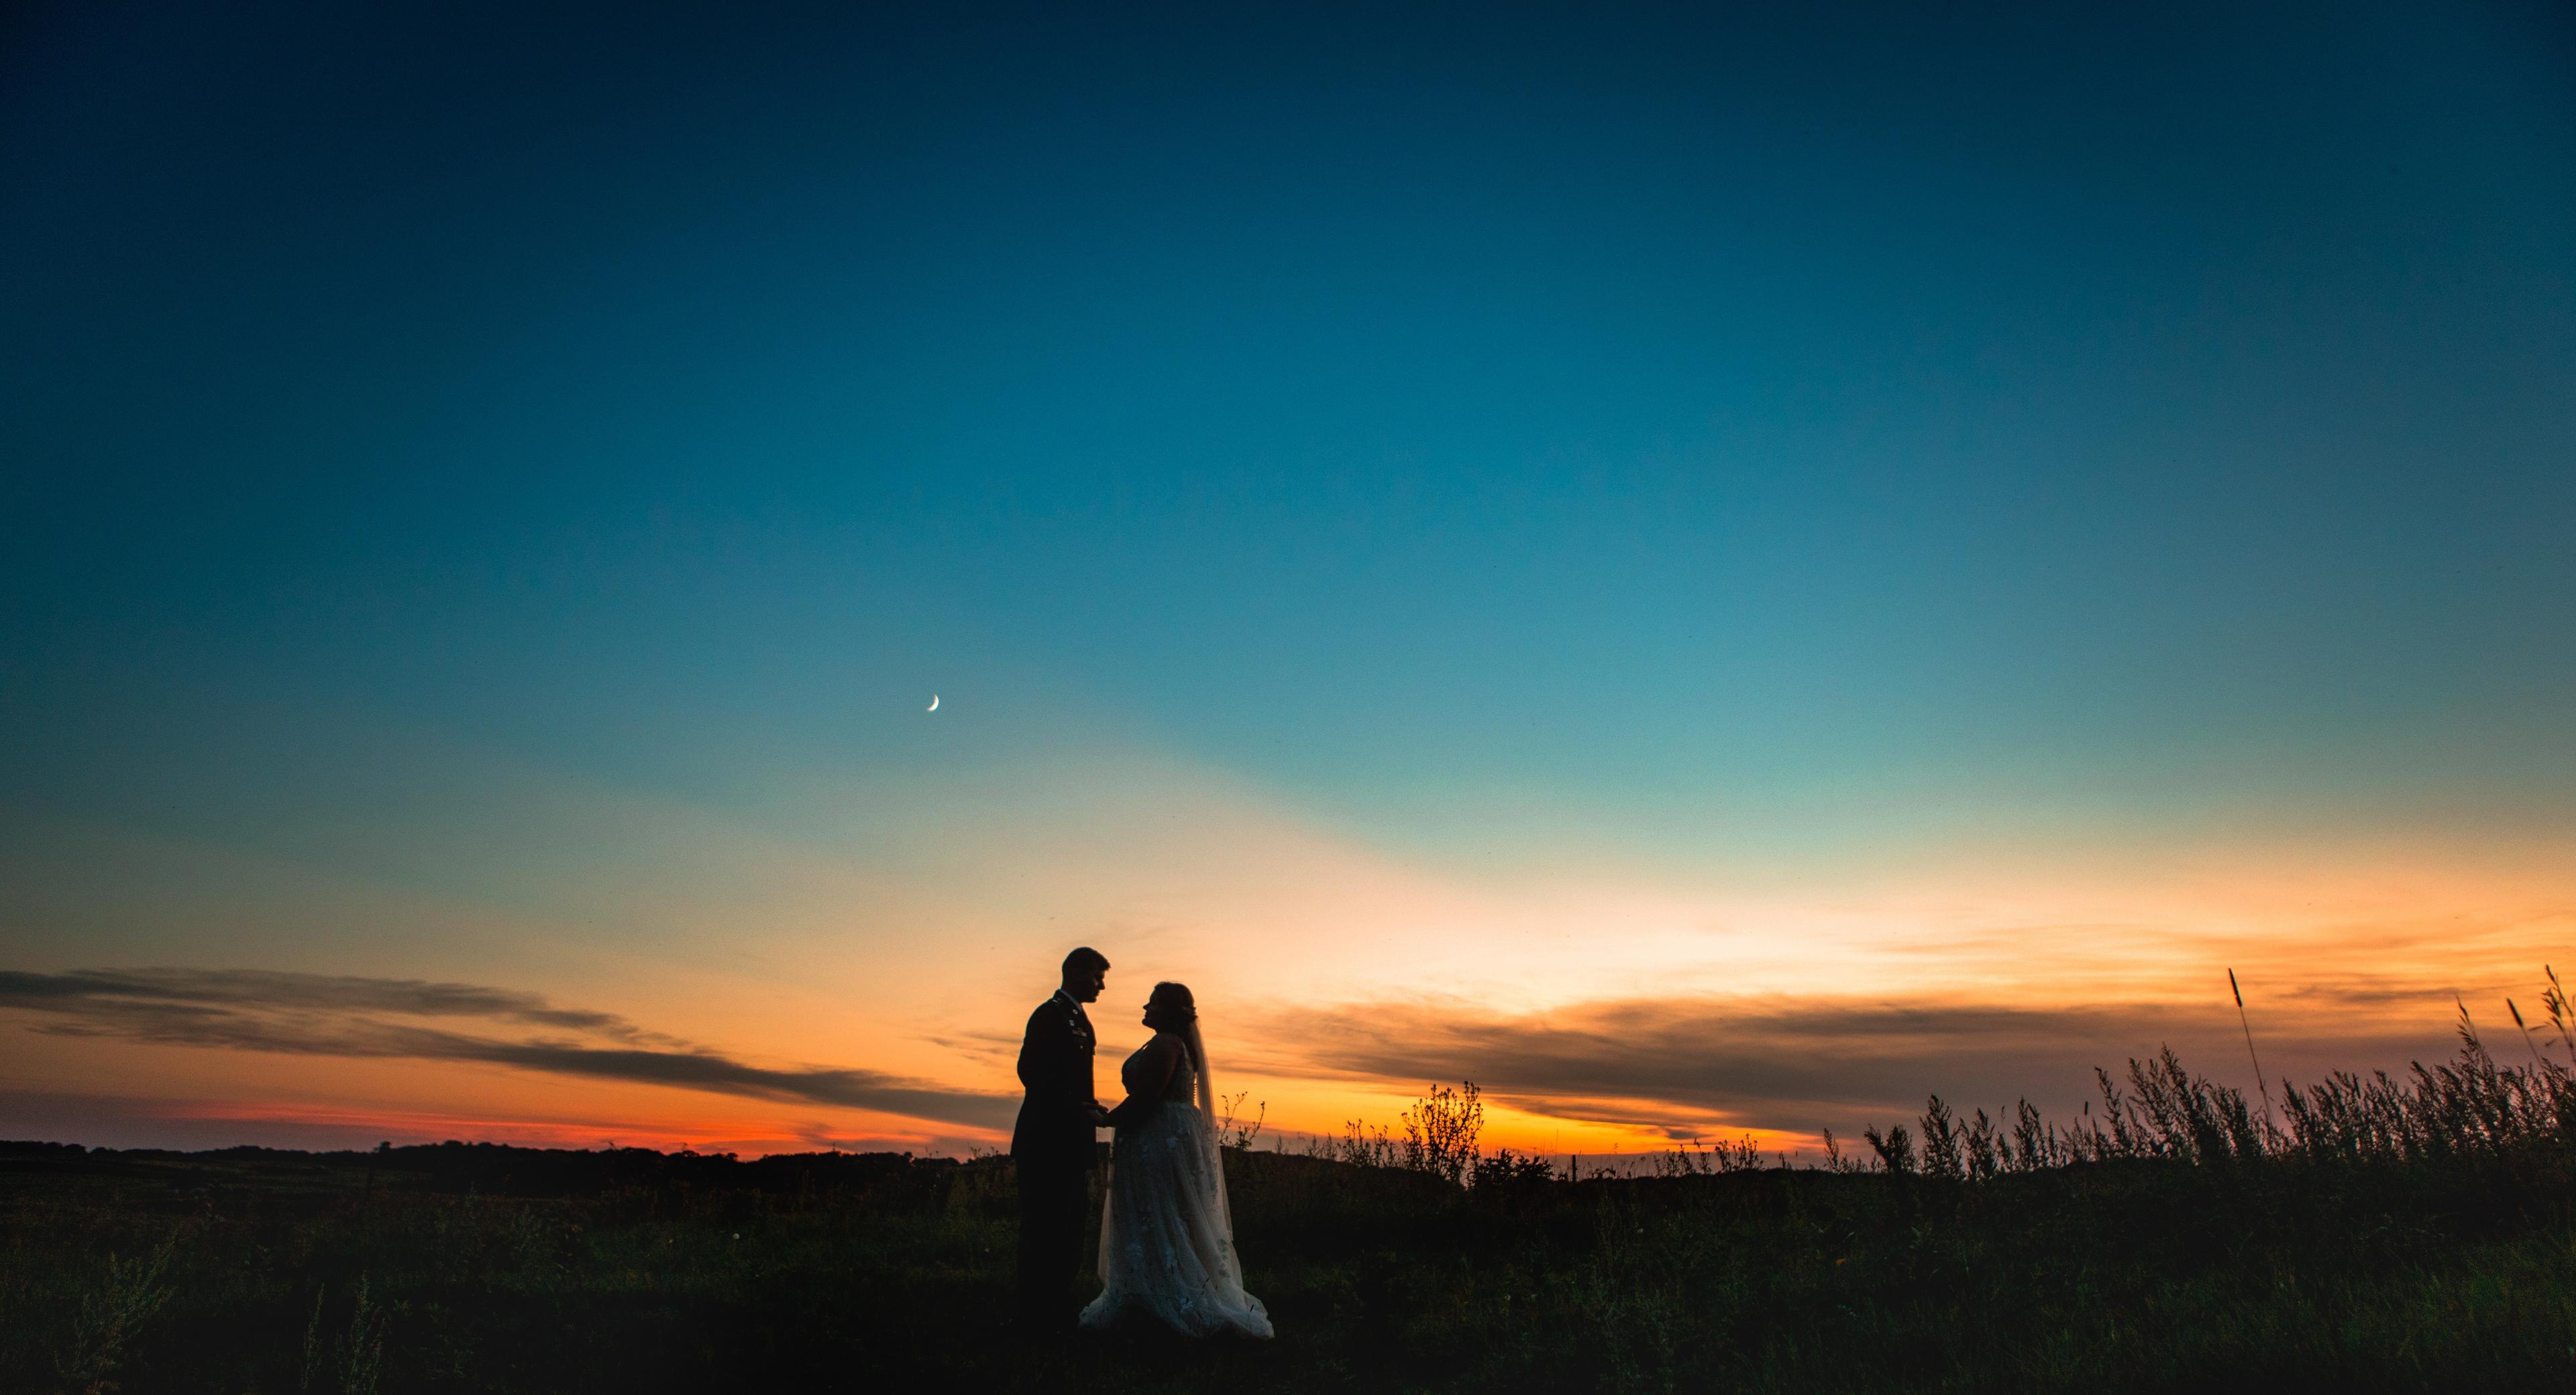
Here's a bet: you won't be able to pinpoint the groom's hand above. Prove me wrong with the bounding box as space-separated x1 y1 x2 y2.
1087 1104 1112 1128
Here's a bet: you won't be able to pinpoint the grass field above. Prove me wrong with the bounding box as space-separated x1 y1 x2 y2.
5 1027 2572 1393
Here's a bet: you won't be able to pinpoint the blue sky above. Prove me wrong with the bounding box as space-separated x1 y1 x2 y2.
3 3 2572 1151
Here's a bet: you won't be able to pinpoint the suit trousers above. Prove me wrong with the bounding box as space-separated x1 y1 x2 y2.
1014 1155 1091 1332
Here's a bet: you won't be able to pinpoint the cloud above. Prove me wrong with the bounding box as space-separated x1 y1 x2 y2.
0 969 1014 1131
0 968 673 1037
1243 991 2466 1140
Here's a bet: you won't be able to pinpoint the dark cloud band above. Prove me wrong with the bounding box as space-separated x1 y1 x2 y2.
1247 992 2459 1139
0 968 1014 1132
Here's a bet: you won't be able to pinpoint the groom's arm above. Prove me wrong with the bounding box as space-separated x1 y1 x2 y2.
1014 1005 1048 1092
1015 1004 1084 1118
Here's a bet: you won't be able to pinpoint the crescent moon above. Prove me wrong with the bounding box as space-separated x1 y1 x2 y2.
926 694 939 711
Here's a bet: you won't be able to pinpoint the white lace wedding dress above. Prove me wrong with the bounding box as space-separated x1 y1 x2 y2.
1079 1027 1274 1339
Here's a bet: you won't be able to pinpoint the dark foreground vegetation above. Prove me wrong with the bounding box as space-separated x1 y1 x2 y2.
6 1010 2574 1393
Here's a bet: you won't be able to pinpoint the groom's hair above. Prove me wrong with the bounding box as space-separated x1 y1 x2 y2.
1063 946 1110 976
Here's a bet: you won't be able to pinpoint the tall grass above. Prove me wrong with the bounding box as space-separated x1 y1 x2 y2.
299 1278 390 1395
1914 995 2576 1174
51 1234 176 1395
1299 970 2576 1194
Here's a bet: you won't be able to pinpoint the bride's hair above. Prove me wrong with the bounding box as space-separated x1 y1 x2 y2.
1148 982 1196 1022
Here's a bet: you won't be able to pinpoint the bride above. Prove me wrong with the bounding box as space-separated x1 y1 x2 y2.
1080 981 1275 1339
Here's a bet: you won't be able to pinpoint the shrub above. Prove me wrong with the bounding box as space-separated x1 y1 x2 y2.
1400 1082 1484 1186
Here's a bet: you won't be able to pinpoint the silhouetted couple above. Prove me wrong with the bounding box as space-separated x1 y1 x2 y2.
1011 946 1273 1340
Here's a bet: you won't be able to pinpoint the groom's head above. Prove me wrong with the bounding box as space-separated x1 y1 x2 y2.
1061 946 1109 1003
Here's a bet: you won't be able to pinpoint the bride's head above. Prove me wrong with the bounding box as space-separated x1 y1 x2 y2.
1142 981 1196 1033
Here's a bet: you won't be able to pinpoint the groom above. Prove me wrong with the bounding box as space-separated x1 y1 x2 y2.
1012 945 1111 1335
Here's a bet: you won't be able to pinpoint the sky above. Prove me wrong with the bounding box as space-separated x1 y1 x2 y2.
3 1 2573 1159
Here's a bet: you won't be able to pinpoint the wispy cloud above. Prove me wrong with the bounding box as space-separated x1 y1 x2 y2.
0 969 1013 1131
0 968 676 1039
1244 990 2465 1140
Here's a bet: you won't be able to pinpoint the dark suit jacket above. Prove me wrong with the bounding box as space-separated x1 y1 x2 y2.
1010 992 1098 1171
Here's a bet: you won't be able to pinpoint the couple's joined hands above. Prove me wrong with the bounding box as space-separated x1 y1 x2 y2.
1094 1100 1150 1130
1095 1097 1167 1131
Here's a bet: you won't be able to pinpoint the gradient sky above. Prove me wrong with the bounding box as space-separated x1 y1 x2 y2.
4 1 2573 1157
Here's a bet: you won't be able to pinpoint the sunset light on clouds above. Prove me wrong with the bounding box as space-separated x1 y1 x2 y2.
4 3 2571 1164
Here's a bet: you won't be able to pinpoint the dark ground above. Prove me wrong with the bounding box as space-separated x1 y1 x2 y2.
2 1129 2570 1394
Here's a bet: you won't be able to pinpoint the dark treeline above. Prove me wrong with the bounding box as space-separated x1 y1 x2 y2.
1 1138 1005 1203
